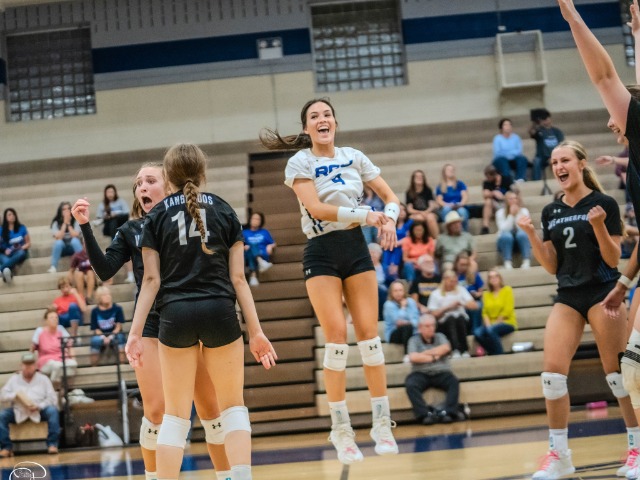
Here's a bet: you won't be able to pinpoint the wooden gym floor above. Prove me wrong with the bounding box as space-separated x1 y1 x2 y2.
0 408 630 479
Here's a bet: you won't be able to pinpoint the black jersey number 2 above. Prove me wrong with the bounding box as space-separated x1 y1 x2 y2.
562 226 577 249
171 210 210 245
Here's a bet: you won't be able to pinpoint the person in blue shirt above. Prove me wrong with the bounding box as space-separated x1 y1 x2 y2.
242 212 276 287
492 118 529 183
383 280 420 351
0 208 30 284
89 286 125 366
435 164 470 231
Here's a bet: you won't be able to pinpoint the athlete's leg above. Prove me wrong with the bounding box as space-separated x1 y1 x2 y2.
193 347 230 475
156 344 199 480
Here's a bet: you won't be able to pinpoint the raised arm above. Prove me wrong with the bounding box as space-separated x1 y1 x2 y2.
517 215 558 274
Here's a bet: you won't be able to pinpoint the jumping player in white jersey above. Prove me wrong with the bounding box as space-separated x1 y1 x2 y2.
518 141 637 479
260 98 400 464
125 144 275 480
72 165 232 480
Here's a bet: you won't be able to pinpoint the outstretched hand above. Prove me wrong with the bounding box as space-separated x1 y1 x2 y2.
630 0 640 37
71 198 91 225
557 0 578 21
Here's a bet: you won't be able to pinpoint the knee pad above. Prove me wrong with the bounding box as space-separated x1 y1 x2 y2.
541 372 568 400
357 336 384 367
221 406 251 435
606 372 628 399
139 416 161 450
200 416 225 445
156 414 191 449
323 343 348 371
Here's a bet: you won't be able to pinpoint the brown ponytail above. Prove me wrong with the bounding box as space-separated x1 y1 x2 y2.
184 180 213 254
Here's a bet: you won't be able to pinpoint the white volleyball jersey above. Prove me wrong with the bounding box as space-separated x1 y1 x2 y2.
284 146 381 238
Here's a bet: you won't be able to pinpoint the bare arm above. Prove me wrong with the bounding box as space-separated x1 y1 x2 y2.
517 215 557 274
589 205 621 267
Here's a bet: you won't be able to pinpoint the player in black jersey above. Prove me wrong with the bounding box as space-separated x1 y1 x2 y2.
125 144 275 480
518 141 637 478
559 2 640 478
71 164 231 480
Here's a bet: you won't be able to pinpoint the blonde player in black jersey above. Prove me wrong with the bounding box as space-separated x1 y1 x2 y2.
72 165 232 480
125 144 275 480
260 98 400 465
518 141 637 479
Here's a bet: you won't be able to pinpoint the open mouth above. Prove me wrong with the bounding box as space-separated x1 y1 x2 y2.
141 196 153 207
318 127 330 134
557 173 569 184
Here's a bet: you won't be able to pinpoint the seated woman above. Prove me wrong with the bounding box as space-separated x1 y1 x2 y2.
427 270 478 358
383 280 420 351
435 164 470 231
474 269 517 355
48 202 83 274
69 240 96 303
96 184 130 239
453 252 484 331
243 211 276 287
31 307 78 389
0 208 30 284
405 170 440 238
401 221 435 283
496 190 532 269
89 286 126 366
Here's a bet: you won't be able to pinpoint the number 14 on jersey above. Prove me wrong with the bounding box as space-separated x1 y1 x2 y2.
171 210 209 245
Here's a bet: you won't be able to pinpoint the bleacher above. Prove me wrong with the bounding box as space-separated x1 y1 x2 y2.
0 108 629 447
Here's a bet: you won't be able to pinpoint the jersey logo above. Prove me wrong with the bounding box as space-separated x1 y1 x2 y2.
314 159 353 178
305 269 311 276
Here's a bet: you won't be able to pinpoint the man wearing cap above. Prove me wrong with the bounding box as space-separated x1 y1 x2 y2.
0 352 60 457
435 211 476 270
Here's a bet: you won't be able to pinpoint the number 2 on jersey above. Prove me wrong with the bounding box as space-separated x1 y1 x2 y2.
171 210 209 245
562 226 577 249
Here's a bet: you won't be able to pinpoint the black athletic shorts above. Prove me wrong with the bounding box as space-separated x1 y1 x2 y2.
142 309 160 339
158 297 242 349
302 227 374 281
554 280 618 320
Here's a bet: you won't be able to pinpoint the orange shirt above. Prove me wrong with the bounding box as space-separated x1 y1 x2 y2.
53 294 76 315
402 237 435 263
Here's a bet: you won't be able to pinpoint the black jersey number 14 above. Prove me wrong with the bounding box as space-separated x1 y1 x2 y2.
171 210 210 245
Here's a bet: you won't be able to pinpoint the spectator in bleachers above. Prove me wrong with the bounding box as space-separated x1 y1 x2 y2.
362 184 385 244
480 165 513 235
529 109 565 181
402 221 435 283
31 307 78 389
383 280 420 351
52 277 86 340
243 211 276 287
369 243 389 319
382 203 413 282
436 164 470 231
405 314 460 425
492 118 529 183
496 190 532 270
435 211 475 271
453 252 484 331
474 269 517 355
96 184 130 240
409 254 442 313
0 352 60 457
89 286 126 366
427 270 477 358
0 208 30 284
69 239 96 303
405 170 440 239
48 201 83 274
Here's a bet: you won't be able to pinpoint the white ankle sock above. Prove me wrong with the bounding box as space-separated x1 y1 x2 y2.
371 396 390 421
628 427 640 449
231 465 252 480
329 400 351 426
549 428 568 453
216 471 232 480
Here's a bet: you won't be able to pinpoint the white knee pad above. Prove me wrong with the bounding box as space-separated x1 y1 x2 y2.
323 343 348 371
200 417 225 445
156 414 191 449
357 336 384 367
541 372 568 400
622 362 640 408
139 416 161 450
221 406 251 435
606 372 628 399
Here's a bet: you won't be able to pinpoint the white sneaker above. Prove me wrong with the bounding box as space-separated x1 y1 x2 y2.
461 351 471 358
257 257 273 273
627 464 640 479
2 268 12 284
532 450 575 479
504 260 513 270
328 424 363 465
370 416 398 456
622 448 640 477
451 350 461 359
521 259 531 269
249 276 259 287
47 266 57 274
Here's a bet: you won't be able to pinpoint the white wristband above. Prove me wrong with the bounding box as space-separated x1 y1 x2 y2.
618 275 634 289
383 202 400 223
337 206 369 225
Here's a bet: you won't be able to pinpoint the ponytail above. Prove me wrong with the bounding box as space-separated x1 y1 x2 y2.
259 128 312 151
184 180 213 255
582 165 604 194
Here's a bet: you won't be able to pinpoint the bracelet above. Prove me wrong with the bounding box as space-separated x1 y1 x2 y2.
383 202 400 223
619 275 634 289
337 206 369 225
